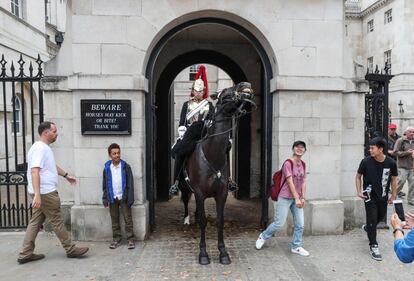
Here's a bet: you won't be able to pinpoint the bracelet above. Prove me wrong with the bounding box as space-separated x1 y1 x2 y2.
393 228 404 235
63 173 68 178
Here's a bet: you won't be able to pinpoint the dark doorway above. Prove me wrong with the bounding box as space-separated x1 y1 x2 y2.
145 18 274 231
155 50 251 201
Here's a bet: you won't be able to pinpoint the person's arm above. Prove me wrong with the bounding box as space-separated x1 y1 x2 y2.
126 164 134 207
388 175 398 203
300 181 306 207
56 165 76 185
284 161 301 207
355 173 365 199
286 176 302 208
394 228 414 263
102 169 108 207
391 213 414 263
394 139 413 157
31 167 42 209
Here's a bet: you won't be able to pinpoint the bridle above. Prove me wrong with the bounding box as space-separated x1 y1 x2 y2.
199 88 256 141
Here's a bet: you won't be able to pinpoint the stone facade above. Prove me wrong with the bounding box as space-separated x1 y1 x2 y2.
41 0 363 240
6 0 413 239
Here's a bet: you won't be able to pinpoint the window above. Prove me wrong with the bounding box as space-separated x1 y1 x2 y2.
11 96 21 134
367 19 374 33
384 9 392 24
367 57 374 73
189 64 200 81
384 50 392 74
11 0 20 18
45 0 51 23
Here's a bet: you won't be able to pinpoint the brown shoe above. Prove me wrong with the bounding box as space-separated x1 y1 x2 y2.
66 246 89 258
17 253 45 264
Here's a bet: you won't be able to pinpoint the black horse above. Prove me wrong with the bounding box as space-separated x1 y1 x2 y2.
178 82 255 265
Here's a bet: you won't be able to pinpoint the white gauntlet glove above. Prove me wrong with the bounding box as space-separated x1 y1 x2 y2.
178 126 187 139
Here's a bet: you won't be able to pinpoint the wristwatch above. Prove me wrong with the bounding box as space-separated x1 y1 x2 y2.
393 228 404 235
63 173 68 178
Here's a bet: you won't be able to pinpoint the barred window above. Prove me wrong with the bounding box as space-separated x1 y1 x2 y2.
384 9 392 24
384 50 392 74
189 64 200 81
11 0 20 18
367 19 374 33
45 0 51 23
11 96 21 134
367 57 374 73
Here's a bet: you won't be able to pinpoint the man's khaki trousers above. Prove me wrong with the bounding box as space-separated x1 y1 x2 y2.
19 191 74 258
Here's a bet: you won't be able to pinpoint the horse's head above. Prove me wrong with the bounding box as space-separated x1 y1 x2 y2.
212 82 255 117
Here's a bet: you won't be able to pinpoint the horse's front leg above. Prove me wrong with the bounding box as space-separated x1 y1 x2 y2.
181 184 191 225
216 192 231 265
196 194 210 265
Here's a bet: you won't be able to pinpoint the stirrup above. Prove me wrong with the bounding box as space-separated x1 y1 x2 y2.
169 182 179 196
228 179 238 192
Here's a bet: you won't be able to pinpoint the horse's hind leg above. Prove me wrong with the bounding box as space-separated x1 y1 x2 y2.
196 195 210 265
181 186 191 225
216 195 231 265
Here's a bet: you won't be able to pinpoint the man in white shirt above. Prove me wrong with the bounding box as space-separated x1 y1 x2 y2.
18 121 89 264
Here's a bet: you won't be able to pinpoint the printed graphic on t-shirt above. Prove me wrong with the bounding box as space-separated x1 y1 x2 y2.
381 168 390 197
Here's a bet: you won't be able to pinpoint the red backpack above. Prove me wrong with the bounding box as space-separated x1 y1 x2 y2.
269 159 305 201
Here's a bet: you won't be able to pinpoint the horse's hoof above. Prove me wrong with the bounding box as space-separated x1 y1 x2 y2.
199 255 210 265
219 254 231 265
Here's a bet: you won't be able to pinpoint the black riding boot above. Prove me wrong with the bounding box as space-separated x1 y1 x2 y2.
169 155 184 197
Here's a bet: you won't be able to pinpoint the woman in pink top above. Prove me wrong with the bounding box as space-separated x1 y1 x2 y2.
255 141 309 256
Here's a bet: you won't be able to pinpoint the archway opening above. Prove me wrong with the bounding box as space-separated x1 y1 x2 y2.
145 18 274 231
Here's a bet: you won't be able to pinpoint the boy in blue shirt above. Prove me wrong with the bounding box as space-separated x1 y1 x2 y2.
102 143 135 249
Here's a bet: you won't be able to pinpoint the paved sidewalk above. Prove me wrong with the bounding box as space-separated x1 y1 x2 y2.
1 195 413 281
1 219 413 280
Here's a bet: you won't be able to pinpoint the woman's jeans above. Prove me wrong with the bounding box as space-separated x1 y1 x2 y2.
261 197 305 249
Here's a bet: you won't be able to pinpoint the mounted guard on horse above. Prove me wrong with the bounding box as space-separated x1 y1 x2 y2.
169 65 237 197
170 64 255 264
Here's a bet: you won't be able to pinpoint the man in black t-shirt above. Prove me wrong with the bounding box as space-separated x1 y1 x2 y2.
356 137 398 261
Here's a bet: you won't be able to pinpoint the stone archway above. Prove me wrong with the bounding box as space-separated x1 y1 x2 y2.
145 17 275 230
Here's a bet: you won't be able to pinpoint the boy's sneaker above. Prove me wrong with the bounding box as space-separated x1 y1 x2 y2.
255 234 266 250
370 245 382 261
291 247 310 257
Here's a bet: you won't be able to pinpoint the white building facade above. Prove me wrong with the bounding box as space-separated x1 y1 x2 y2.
0 0 66 223
345 0 414 131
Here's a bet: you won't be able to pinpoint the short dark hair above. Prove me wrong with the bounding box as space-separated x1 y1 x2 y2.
292 140 306 150
369 137 387 150
107 143 120 154
38 121 55 135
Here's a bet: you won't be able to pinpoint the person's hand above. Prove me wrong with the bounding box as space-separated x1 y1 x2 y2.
295 198 303 208
357 192 366 200
32 194 41 209
301 198 306 208
404 212 414 229
388 195 396 204
391 213 402 230
65 175 77 185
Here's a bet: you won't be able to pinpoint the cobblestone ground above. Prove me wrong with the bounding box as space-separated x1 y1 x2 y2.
1 193 413 281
